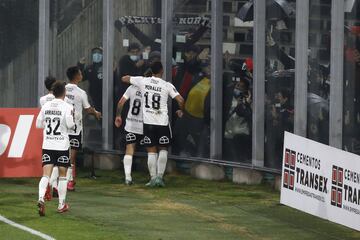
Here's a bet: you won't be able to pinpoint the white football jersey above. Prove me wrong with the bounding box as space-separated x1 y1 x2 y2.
123 85 143 135
130 76 179 126
36 99 75 151
39 93 55 107
40 93 70 107
65 83 91 135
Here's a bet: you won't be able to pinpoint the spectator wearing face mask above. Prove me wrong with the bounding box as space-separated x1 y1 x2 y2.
115 43 145 101
77 47 103 112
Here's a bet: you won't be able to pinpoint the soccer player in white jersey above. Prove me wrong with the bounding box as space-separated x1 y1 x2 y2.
115 85 144 185
122 61 184 187
39 76 56 107
39 76 58 201
65 66 102 191
40 77 73 200
36 81 75 216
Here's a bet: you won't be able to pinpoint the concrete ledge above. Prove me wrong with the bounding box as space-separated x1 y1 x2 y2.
83 152 176 174
166 159 177 174
190 163 225 181
233 168 263 184
274 175 282 191
83 152 120 170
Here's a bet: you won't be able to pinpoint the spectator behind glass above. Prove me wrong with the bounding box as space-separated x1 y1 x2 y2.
115 42 145 102
173 45 202 99
77 47 103 112
173 61 211 157
266 88 294 169
224 78 252 162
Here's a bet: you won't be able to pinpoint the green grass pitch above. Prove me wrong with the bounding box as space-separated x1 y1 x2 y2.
0 170 359 240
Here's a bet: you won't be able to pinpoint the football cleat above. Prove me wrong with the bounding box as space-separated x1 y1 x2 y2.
52 187 58 198
145 178 157 187
155 177 165 187
67 181 76 191
44 184 52 201
37 200 45 217
125 179 133 186
57 203 69 213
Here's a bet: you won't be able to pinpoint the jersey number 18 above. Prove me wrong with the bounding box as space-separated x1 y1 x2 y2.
144 92 161 110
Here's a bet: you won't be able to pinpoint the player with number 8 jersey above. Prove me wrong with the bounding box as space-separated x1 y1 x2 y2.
122 61 184 187
115 85 143 185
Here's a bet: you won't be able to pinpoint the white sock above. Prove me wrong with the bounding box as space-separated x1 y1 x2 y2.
147 153 157 179
155 153 158 175
38 176 49 202
50 167 59 189
157 150 168 178
58 177 68 209
123 155 133 181
67 165 73 181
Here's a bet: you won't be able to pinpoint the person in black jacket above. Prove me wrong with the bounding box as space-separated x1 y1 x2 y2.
78 47 103 112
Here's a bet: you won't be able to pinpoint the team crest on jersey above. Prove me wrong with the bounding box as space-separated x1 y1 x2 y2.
143 136 151 144
58 156 70 164
126 133 136 142
70 139 80 147
42 154 51 163
159 136 169 144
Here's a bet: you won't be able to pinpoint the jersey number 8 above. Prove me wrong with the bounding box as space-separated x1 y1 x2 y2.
131 99 141 115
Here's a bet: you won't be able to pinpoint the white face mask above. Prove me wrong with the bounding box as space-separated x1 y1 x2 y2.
92 53 103 63
130 55 139 62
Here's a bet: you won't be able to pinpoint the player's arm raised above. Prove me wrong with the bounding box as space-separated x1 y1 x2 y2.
122 75 143 88
121 75 131 84
115 96 128 128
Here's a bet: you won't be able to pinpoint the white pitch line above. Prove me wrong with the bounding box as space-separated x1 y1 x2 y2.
0 215 56 240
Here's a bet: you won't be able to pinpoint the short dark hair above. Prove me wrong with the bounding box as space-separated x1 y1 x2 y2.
91 46 103 52
150 61 163 75
44 76 56 91
66 66 80 81
128 42 140 52
52 80 66 98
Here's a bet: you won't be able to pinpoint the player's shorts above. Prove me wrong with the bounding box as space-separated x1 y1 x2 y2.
143 124 172 147
69 132 82 150
125 131 144 145
42 149 70 167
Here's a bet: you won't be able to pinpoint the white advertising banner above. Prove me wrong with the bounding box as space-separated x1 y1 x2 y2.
281 132 360 231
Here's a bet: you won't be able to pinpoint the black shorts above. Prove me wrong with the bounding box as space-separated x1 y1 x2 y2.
69 132 82 150
42 149 70 167
125 131 144 145
143 124 172 147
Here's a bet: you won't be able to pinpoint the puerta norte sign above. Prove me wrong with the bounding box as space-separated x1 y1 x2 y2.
281 132 360 231
116 16 211 27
